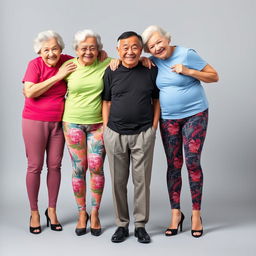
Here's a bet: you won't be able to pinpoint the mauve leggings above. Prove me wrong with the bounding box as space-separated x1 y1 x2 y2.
22 118 65 211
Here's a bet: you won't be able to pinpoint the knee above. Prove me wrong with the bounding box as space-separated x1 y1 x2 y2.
185 155 201 170
27 162 43 174
189 169 203 183
91 174 105 191
47 160 62 171
88 153 104 172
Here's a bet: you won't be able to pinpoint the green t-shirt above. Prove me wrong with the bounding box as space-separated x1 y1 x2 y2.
62 57 111 124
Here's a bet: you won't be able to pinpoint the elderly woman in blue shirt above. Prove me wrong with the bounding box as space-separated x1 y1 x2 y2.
142 25 219 238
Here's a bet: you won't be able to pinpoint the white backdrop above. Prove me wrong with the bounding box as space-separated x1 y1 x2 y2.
0 0 255 255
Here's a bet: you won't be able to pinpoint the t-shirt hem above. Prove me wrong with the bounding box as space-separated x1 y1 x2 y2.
22 116 62 122
62 118 103 124
161 107 208 120
107 123 152 135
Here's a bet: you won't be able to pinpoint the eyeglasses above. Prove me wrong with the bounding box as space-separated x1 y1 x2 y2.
79 46 98 52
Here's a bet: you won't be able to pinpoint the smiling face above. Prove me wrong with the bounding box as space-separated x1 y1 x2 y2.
40 38 62 67
147 32 172 60
76 37 99 66
117 36 142 68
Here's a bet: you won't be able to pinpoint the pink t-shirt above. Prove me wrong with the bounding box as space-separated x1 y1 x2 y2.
22 54 73 121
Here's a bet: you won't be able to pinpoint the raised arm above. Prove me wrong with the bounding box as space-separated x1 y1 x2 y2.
23 62 76 98
171 64 219 83
98 50 108 62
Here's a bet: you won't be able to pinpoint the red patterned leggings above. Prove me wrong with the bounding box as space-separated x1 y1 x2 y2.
160 109 208 210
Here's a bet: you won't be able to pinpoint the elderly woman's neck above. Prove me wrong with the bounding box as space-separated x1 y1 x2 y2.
165 46 175 59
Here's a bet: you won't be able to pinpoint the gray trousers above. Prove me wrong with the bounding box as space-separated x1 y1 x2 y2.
104 126 156 228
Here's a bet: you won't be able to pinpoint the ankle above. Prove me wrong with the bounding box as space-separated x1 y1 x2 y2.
171 209 181 217
31 211 40 217
48 207 57 214
192 210 201 218
78 210 88 219
90 210 99 217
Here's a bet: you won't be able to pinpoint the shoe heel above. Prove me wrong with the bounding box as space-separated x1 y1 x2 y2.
165 211 185 236
45 209 50 227
45 208 62 231
180 212 185 232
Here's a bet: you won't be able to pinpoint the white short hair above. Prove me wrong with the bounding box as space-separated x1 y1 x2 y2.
73 29 103 51
33 30 65 54
141 25 171 53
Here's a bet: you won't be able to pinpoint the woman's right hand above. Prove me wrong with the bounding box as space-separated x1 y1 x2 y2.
56 62 77 80
140 57 155 69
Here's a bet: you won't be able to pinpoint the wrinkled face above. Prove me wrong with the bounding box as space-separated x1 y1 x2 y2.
117 36 142 68
40 38 62 67
76 37 99 66
147 32 171 60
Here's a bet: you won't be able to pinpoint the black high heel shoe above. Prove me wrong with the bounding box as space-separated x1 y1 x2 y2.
165 212 185 236
29 216 41 234
191 216 203 238
75 212 89 236
90 215 102 236
45 209 62 231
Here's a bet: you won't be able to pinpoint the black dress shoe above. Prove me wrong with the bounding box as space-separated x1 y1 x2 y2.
111 227 129 243
134 227 151 243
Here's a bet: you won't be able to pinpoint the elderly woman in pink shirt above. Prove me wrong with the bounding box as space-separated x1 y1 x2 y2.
22 30 77 234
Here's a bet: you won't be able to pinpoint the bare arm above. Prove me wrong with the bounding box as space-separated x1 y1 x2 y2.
139 56 155 69
98 50 108 62
102 100 112 129
109 57 155 71
23 62 77 98
171 64 219 83
152 99 160 129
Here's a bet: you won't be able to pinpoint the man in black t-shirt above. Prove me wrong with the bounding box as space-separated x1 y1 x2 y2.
102 31 160 244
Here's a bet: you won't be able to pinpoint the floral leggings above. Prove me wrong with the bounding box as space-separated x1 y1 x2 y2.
160 109 208 210
63 122 105 212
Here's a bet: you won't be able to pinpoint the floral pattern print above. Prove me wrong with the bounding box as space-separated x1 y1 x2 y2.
63 122 105 211
160 109 208 210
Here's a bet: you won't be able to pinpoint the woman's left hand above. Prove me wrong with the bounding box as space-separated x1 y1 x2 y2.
109 58 121 71
171 64 190 75
98 50 108 62
171 63 219 82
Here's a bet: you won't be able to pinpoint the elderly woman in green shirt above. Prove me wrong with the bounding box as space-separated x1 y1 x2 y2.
62 29 111 237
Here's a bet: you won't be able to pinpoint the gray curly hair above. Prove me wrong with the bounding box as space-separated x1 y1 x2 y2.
141 25 171 53
33 30 65 54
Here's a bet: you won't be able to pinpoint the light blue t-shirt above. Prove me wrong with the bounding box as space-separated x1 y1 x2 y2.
152 46 208 119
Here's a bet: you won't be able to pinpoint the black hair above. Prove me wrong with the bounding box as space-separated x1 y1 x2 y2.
117 31 143 45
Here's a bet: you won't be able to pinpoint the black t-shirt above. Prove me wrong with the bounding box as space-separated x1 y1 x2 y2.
102 63 159 135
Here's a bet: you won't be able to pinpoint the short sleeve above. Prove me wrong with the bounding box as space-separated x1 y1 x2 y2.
102 67 112 101
22 60 40 84
150 66 159 99
187 49 207 71
61 54 74 62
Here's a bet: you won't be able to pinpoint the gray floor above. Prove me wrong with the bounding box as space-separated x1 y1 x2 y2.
1 190 256 256
1 142 256 256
